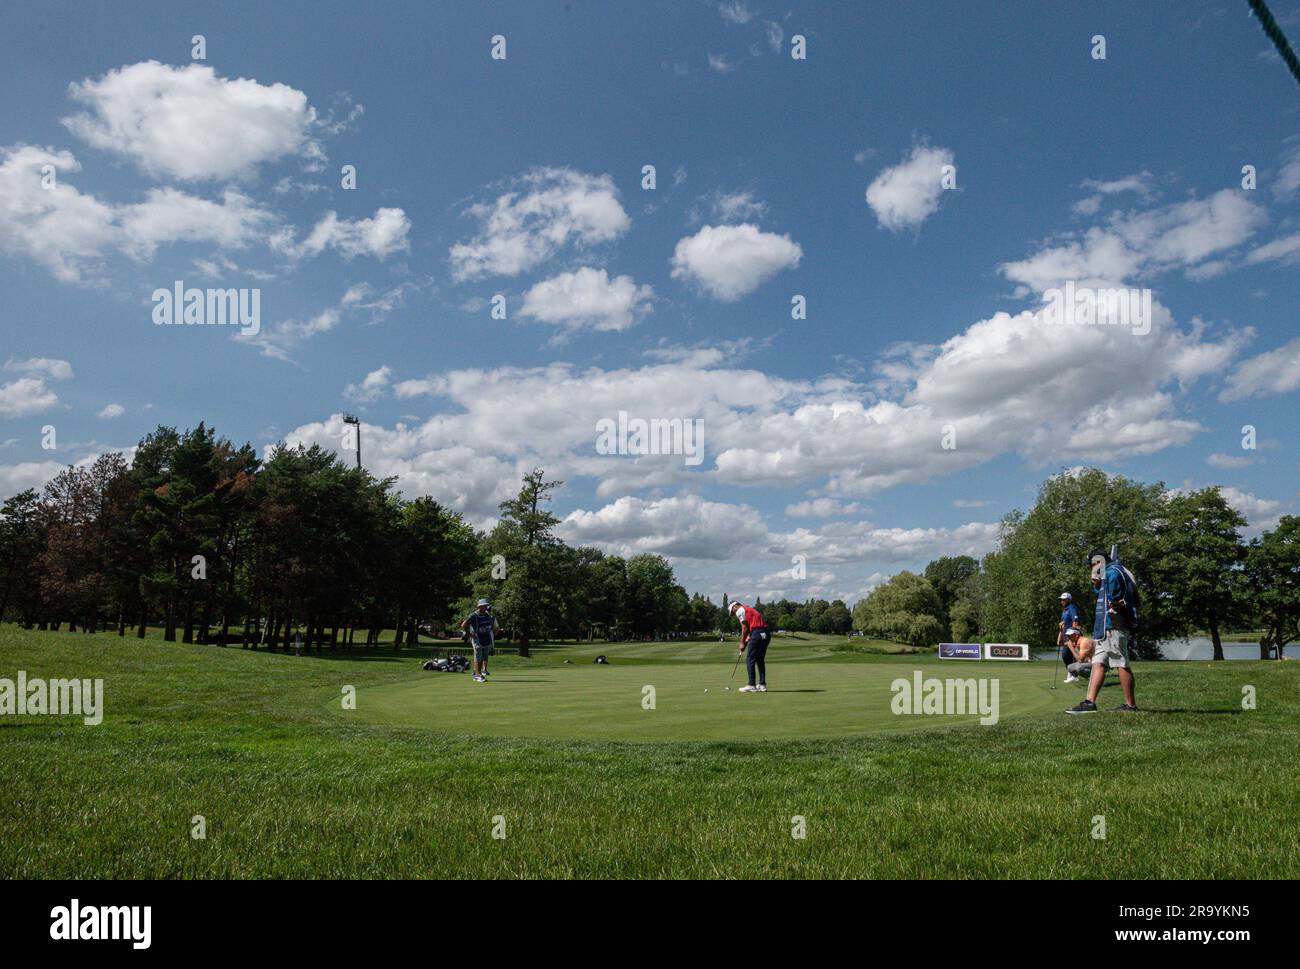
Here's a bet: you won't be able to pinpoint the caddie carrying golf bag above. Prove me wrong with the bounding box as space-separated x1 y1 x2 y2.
1091 546 1140 636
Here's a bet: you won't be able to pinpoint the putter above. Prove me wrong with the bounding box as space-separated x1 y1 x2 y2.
1049 642 1062 690
730 645 743 680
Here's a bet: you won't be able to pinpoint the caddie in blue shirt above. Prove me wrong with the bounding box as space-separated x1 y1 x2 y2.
1066 549 1138 714
460 598 498 684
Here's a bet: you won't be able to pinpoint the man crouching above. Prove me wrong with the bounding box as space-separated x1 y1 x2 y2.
1063 627 1094 681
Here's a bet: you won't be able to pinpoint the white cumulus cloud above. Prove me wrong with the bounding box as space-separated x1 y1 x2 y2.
671 223 801 301
0 145 275 282
272 208 410 261
62 61 319 181
520 267 653 333
784 498 863 518
449 168 630 280
0 357 72 418
1002 189 1265 293
1220 336 1300 402
344 366 393 404
865 144 955 231
560 494 768 560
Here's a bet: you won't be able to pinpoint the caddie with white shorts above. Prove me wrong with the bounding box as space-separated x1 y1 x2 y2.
1093 625 1131 670
460 598 498 684
1066 549 1138 715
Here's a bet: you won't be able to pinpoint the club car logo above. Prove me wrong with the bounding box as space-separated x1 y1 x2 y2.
595 410 704 466
152 280 261 336
50 899 151 949
983 643 1030 661
938 642 981 660
890 671 1000 726
0 671 103 725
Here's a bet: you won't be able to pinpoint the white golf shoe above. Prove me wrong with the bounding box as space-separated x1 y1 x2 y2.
738 685 758 693
1064 674 1078 683
756 685 768 693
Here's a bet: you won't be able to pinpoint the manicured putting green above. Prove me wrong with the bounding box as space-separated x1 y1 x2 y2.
335 659 1066 742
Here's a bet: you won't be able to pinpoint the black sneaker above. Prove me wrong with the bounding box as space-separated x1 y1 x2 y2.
1065 700 1097 715
1112 703 1137 712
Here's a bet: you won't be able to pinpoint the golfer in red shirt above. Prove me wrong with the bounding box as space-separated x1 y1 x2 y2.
730 601 771 693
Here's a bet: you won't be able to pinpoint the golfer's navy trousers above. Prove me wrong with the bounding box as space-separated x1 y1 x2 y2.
746 628 771 686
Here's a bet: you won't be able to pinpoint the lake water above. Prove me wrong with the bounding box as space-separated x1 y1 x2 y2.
1037 637 1296 661
1156 637 1296 661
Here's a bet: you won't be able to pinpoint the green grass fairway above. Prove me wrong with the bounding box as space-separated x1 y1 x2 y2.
2 624 1298 879
343 659 1057 741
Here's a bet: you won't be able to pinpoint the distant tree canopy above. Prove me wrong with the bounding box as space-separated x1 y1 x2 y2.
762 597 853 635
838 470 1287 659
852 572 944 647
923 555 979 639
979 470 1170 658
1245 515 1300 660
0 429 727 651
947 571 985 644
0 445 1290 659
1152 488 1249 660
959 470 1288 660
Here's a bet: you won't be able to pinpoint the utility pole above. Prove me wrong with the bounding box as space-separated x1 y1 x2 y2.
342 413 361 469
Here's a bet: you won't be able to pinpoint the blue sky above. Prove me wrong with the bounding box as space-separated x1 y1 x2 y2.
2 0 1298 605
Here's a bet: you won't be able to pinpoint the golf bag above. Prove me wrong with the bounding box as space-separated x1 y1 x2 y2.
1091 547 1141 634
421 654 472 673
1109 544 1140 631
1115 563 1140 629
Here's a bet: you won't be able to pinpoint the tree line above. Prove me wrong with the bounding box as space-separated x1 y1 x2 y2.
748 597 854 635
853 469 1300 660
0 424 733 656
2 434 1296 660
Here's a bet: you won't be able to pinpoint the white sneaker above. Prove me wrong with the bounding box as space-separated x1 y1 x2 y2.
1064 674 1078 683
756 685 768 693
472 674 484 682
738 685 758 693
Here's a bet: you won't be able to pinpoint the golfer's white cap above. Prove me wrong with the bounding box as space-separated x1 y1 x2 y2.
1066 627 1081 637
1059 592 1071 601
730 601 745 616
476 598 490 608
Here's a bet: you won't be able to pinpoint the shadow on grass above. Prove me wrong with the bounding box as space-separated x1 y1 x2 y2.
284 652 414 663
252 644 473 663
762 689 827 694
1140 707 1243 715
483 678 555 683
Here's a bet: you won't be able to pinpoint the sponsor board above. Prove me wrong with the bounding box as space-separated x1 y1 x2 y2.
938 642 982 660
984 642 1030 661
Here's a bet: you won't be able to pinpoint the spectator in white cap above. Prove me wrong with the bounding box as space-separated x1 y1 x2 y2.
460 598 498 683
1057 592 1082 681
1062 627 1094 682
